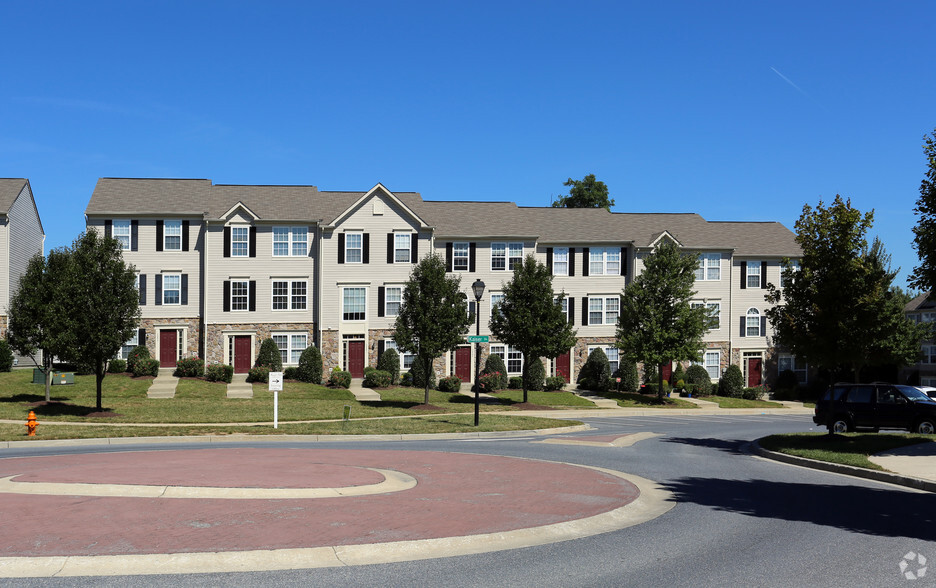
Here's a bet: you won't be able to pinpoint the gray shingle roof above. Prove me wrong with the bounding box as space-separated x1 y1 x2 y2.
906 292 935 312
0 178 27 214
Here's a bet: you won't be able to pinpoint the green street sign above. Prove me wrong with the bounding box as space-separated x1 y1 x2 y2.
467 335 489 343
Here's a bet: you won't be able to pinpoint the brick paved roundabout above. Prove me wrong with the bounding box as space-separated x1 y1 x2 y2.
0 447 673 578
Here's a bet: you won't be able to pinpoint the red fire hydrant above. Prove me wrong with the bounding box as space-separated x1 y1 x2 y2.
25 411 37 437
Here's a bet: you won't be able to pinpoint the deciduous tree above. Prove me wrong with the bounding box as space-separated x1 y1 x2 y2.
552 174 614 210
910 128 936 292
489 255 578 403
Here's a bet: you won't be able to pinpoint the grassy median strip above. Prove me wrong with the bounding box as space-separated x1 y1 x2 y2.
759 433 935 470
595 390 699 409
702 396 785 409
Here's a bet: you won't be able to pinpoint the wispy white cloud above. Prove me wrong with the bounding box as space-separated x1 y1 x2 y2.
770 66 806 95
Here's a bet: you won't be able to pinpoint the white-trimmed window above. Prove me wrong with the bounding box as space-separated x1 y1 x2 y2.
747 261 762 288
588 345 619 373
164 220 182 251
554 296 569 322
385 286 402 317
231 281 249 311
385 340 416 370
780 259 800 287
113 220 131 251
778 354 808 383
272 280 307 310
923 345 936 364
492 242 523 271
490 344 523 374
589 247 621 276
589 296 619 325
695 253 721 281
746 308 761 337
273 226 308 257
345 232 363 263
491 292 505 317
395 233 411 263
231 227 249 257
553 247 569 276
704 350 720 379
119 331 140 360
273 333 308 365
922 312 936 324
453 242 469 271
692 301 721 330
162 273 181 305
508 243 522 270
922 377 936 387
342 287 366 321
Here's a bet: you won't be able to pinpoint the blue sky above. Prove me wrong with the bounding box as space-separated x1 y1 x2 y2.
3 1 934 287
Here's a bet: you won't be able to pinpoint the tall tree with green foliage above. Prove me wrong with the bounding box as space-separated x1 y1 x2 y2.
910 128 936 293
489 254 578 403
552 174 614 210
615 241 709 401
393 253 473 405
57 231 141 411
765 196 928 382
7 250 72 401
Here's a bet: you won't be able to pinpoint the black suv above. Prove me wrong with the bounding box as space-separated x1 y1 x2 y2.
813 383 936 434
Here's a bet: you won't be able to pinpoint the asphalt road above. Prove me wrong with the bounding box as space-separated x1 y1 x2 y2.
3 413 934 588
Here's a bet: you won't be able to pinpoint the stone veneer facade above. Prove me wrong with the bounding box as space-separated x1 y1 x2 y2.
204 323 316 366
140 317 201 359
0 315 6 339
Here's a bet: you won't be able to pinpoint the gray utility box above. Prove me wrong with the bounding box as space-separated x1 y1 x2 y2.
33 370 74 385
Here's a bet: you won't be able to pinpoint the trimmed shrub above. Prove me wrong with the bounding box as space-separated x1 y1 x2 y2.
773 369 799 399
0 339 13 372
408 357 436 389
127 345 150 374
685 364 711 396
377 347 400 385
284 367 299 380
613 357 640 392
363 365 376 377
483 354 509 390
742 386 766 400
297 346 323 384
364 369 392 388
437 375 461 392
174 357 204 378
328 367 351 389
544 375 566 391
642 381 672 396
718 364 744 398
205 363 233 383
508 376 523 389
525 359 546 391
133 357 159 377
107 359 127 373
477 371 500 393
256 338 283 372
578 348 611 392
247 366 270 383
401 371 414 387
672 363 686 388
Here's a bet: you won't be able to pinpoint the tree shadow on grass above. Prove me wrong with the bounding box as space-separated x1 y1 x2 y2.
0 393 70 404
662 436 750 455
661 476 936 541
23 401 114 418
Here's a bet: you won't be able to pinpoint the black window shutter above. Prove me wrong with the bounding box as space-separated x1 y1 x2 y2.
621 247 627 275
446 243 453 271
104 220 112 238
469 243 476 272
387 233 394 264
249 281 256 311
156 221 163 252
139 274 146 305
546 248 553 272
338 233 345 264
155 274 162 306
569 248 576 276
138 328 146 345
568 297 575 325
131 220 138 251
249 227 257 258
182 221 190 251
761 262 768 289
739 316 746 337
181 274 188 305
740 261 747 289
582 296 589 326
469 300 476 319
761 316 767 336
378 340 385 359
363 233 370 264
411 233 418 261
377 287 385 317
223 227 231 258
582 247 590 277
223 281 230 312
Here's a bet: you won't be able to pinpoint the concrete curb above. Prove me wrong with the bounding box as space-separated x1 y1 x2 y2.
751 441 936 493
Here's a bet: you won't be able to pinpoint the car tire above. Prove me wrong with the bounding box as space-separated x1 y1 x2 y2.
914 419 935 435
830 418 850 434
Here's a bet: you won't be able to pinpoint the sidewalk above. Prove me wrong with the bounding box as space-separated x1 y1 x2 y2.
226 373 253 398
146 368 177 398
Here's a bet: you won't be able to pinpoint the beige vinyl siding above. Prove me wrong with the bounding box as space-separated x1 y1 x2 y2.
0 216 8 314
731 257 777 344
689 250 731 343
6 183 44 309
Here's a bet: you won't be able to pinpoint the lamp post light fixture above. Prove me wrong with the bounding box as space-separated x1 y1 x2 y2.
471 279 485 426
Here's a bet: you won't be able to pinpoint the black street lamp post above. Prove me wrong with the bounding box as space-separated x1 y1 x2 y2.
471 279 485 427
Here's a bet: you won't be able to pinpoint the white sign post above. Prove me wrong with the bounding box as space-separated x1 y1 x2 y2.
269 372 284 429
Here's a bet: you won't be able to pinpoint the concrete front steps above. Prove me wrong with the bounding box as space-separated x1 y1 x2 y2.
226 373 254 398
146 369 178 399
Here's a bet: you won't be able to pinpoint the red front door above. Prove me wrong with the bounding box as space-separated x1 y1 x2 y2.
660 363 672 384
747 358 763 387
159 330 178 368
348 341 365 378
555 351 571 382
454 346 472 381
234 336 252 374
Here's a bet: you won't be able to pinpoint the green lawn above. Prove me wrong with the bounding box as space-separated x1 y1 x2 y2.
701 395 785 409
488 389 599 407
596 390 699 409
759 432 935 470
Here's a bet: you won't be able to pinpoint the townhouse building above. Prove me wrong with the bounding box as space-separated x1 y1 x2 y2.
900 292 936 386
85 178 801 387
0 179 45 366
